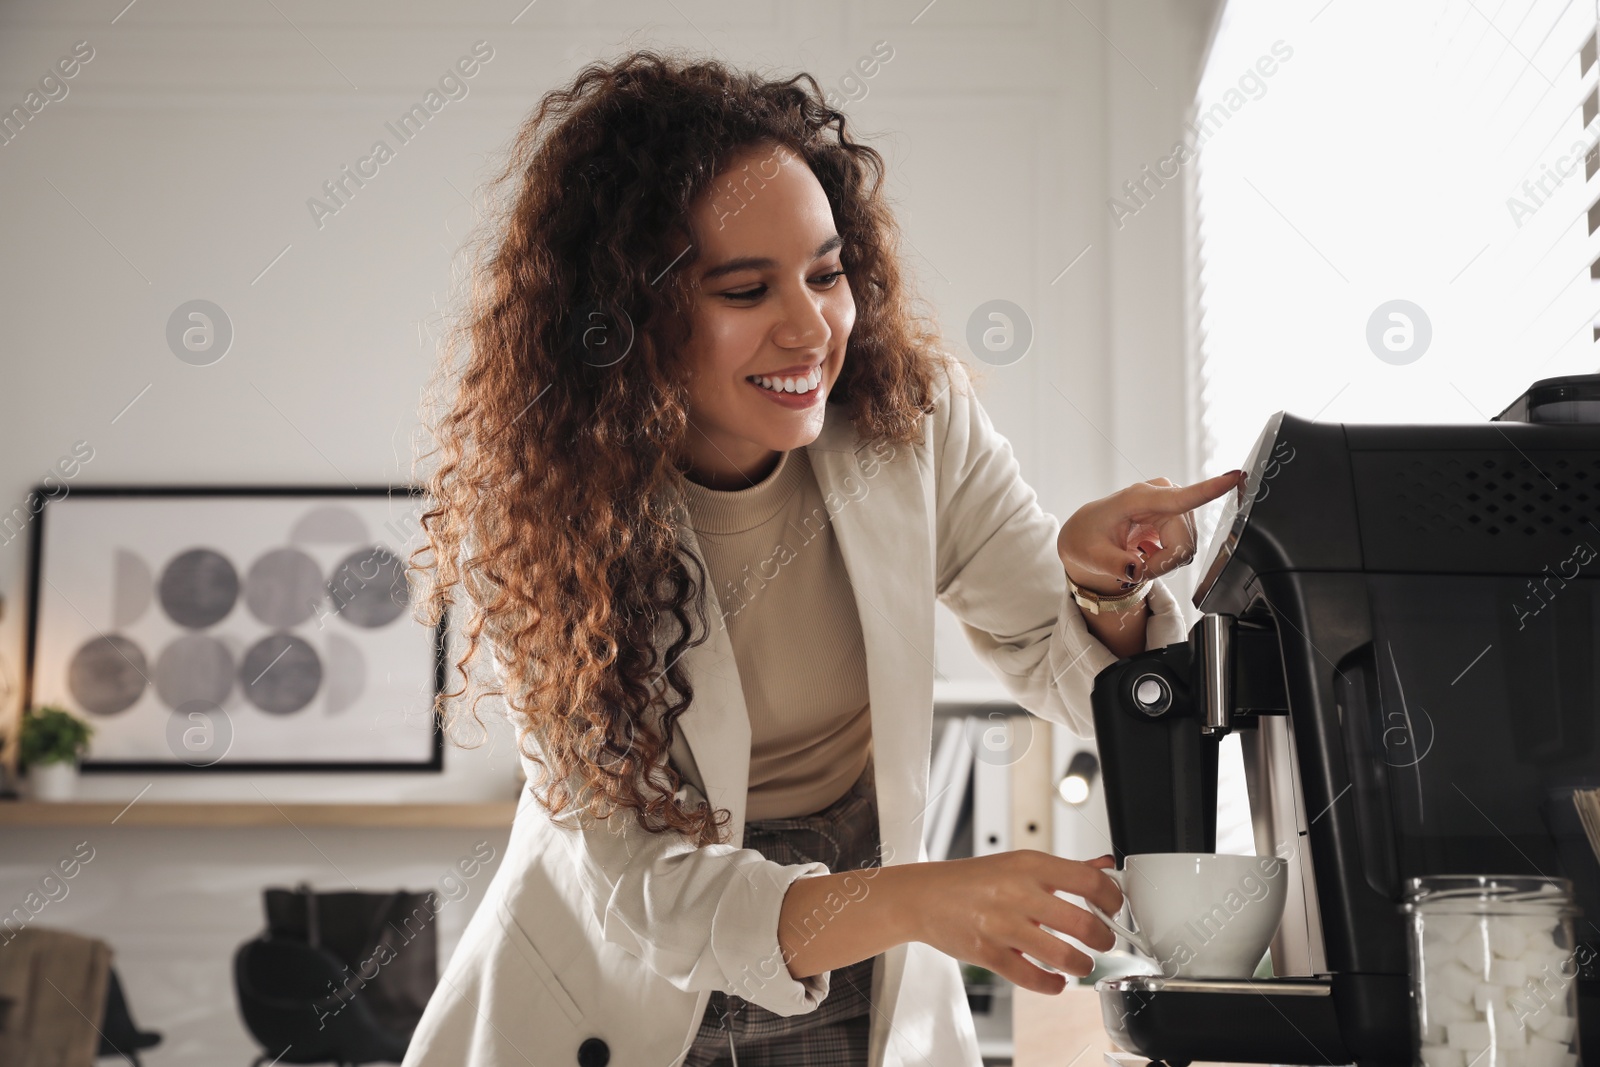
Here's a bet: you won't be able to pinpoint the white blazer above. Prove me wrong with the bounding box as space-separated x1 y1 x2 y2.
402 358 1195 1067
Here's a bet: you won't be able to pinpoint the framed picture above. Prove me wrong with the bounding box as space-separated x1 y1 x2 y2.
23 486 445 772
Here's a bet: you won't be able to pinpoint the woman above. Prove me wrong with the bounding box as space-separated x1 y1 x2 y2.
403 51 1243 1067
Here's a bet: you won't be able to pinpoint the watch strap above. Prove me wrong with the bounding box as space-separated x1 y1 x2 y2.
1066 573 1152 616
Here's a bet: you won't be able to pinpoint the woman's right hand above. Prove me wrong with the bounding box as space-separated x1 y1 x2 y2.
904 850 1124 994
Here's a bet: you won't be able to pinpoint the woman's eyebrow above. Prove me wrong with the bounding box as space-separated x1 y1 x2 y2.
812 234 844 259
700 234 843 282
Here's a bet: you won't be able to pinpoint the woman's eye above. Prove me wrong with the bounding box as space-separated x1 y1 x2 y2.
717 270 843 302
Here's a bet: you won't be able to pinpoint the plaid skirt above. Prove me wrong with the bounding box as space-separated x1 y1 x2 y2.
681 757 882 1067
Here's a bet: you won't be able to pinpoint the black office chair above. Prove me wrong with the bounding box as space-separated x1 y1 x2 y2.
97 965 162 1065
233 937 410 1066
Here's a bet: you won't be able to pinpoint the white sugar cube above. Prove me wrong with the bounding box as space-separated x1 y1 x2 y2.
1523 1034 1574 1067
1527 1011 1575 1043
1426 914 1472 945
1456 929 1492 973
1516 953 1555 991
1506 991 1551 1029
1437 962 1481 1003
1487 1002 1527 1046
1520 949 1566 978
1524 975 1569 1008
1424 948 1457 977
1512 916 1558 946
1430 993 1474 1025
1419 1046 1465 1067
1489 958 1528 987
1423 955 1453 989
1490 920 1528 959
1474 983 1509 1013
1447 1020 1490 1050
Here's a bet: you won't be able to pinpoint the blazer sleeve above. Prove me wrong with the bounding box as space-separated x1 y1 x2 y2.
494 655 833 1017
930 359 1198 737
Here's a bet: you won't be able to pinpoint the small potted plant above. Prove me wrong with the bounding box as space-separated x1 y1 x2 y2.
19 705 93 801
961 962 996 1014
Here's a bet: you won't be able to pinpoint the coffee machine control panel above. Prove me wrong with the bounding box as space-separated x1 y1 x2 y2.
1192 409 1287 609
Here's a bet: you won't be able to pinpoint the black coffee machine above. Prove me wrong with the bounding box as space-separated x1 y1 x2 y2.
1090 374 1600 1066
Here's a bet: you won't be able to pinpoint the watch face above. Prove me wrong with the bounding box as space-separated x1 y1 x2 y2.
1192 410 1287 608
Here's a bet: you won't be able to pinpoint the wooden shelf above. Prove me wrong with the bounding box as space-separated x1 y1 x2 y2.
0 801 520 828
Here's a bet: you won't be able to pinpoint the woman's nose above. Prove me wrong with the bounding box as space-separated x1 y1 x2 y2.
772 286 830 350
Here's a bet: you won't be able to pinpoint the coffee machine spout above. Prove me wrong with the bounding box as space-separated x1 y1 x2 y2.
1200 612 1234 736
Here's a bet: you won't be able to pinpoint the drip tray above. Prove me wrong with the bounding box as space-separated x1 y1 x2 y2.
1096 975 1350 1065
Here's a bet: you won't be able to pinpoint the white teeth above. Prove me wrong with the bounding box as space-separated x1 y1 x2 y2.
748 367 822 395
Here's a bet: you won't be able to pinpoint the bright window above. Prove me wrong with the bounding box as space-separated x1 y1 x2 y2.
1191 0 1600 489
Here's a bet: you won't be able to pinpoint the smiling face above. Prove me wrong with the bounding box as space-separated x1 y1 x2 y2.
677 141 855 489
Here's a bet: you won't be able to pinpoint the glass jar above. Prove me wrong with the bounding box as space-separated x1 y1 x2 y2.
1401 875 1583 1067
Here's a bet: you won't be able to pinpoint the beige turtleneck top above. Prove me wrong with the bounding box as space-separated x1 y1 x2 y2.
676 447 873 821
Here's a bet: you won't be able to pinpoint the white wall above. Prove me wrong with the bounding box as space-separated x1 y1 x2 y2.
0 0 1218 1060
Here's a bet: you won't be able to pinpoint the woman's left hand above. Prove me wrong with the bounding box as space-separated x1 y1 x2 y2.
1056 471 1245 596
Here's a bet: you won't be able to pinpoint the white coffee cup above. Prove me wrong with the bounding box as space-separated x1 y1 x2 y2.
1085 852 1289 979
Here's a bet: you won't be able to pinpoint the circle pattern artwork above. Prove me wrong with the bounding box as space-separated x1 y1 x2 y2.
328 546 410 628
159 548 239 629
240 633 322 714
61 506 414 754
245 547 326 627
68 634 149 716
154 633 235 711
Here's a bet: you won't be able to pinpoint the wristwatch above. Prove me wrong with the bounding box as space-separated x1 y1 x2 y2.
1066 572 1152 616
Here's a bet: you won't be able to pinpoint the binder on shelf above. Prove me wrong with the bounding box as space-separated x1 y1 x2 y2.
1009 716 1053 854
970 716 1011 857
925 716 973 862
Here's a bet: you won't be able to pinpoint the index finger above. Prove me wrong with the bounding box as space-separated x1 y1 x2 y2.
1136 469 1244 517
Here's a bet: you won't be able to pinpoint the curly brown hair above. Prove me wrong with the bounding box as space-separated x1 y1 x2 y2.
412 49 959 846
